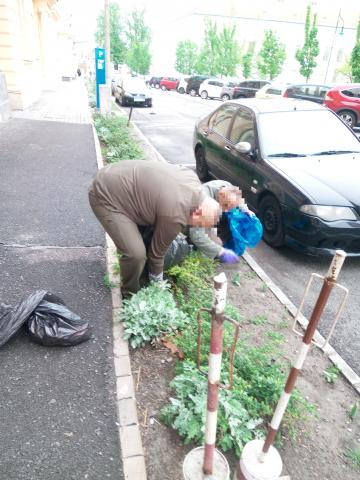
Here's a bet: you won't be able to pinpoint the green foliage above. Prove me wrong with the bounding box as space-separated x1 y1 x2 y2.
232 272 241 286
95 2 127 65
103 273 117 289
323 365 340 384
336 57 354 82
196 19 220 76
93 114 144 162
295 5 320 82
349 401 359 420
126 10 151 74
351 19 360 82
345 447 360 470
242 42 255 79
251 314 267 325
120 282 189 348
175 40 199 75
257 30 286 80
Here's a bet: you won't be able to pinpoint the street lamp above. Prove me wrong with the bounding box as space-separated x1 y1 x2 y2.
324 8 345 83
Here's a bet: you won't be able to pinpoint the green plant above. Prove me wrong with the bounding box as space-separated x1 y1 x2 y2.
103 273 117 289
93 114 144 163
323 365 340 384
232 272 241 286
251 314 267 325
267 331 284 344
349 401 359 420
345 447 360 470
120 282 189 348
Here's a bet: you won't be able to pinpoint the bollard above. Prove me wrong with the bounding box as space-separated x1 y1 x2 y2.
127 106 133 126
236 250 348 480
183 272 238 480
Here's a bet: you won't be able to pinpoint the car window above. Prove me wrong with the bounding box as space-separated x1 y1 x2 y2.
240 81 249 88
247 81 257 89
267 88 282 95
301 85 317 96
342 88 360 98
258 110 360 157
318 86 329 98
209 105 238 138
229 109 255 148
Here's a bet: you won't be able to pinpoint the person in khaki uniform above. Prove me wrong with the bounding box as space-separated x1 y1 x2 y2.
88 160 221 297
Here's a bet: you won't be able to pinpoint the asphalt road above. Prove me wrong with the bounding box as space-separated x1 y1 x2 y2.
121 89 360 376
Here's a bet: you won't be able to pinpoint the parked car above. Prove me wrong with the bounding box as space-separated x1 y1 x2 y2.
255 83 290 99
114 76 152 107
324 84 360 129
199 79 226 99
177 77 190 94
193 98 360 255
230 80 270 100
159 77 179 91
283 83 331 104
186 75 209 96
148 76 163 88
220 80 242 101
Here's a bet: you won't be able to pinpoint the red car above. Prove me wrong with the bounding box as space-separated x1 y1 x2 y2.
324 84 360 128
159 77 179 91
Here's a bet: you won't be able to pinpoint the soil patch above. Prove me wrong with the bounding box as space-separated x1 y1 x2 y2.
130 258 360 480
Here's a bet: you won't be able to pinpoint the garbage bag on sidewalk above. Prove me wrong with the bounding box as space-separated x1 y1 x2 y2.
26 292 91 347
164 233 193 270
0 290 47 347
224 209 263 256
0 290 91 348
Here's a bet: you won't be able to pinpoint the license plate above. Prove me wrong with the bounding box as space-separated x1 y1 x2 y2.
134 96 144 102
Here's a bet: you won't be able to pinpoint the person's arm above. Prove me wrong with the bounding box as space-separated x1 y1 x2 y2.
148 218 182 275
189 226 222 259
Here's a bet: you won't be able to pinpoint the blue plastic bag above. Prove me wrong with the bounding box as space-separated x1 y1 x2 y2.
224 208 263 255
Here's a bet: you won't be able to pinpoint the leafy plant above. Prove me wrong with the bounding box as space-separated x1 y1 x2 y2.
93 114 144 163
257 29 286 80
323 365 340 384
120 282 189 348
103 273 117 289
295 5 320 82
345 447 360 470
349 401 359 421
232 272 241 286
251 314 267 325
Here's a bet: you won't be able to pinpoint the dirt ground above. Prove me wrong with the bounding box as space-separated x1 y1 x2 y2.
130 257 360 480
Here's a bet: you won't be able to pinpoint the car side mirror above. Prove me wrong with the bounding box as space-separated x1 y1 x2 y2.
234 141 252 154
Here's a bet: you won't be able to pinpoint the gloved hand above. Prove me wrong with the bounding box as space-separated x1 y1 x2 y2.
149 272 164 282
218 248 240 264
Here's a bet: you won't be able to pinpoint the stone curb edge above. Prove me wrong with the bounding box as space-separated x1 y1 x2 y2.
91 120 147 479
243 252 360 395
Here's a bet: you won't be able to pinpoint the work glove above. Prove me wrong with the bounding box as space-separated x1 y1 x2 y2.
218 248 240 264
149 272 164 282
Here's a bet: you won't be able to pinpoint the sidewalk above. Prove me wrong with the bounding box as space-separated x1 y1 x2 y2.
0 81 123 479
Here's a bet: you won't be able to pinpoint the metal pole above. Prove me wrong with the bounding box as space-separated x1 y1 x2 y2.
203 272 227 475
324 8 341 83
127 106 133 126
260 250 346 460
104 0 110 85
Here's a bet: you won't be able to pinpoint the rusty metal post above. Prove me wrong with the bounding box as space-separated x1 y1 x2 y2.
127 106 133 126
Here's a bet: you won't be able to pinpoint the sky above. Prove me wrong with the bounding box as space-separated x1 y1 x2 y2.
59 0 360 75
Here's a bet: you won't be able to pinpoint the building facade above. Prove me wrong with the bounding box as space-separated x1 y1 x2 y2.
0 0 74 110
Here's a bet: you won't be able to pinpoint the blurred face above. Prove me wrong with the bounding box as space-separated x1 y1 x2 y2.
190 199 221 227
218 187 242 212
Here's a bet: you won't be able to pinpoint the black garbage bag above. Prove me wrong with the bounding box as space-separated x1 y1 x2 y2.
0 290 91 348
0 290 47 347
26 293 91 347
164 233 193 270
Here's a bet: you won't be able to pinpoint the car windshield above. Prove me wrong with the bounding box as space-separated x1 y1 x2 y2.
123 78 147 93
259 110 360 157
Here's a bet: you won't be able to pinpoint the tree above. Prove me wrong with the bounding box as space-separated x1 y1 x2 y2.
196 19 220 76
175 40 199 74
295 5 320 82
95 2 127 65
336 57 354 82
242 42 255 79
257 30 286 80
351 19 360 82
216 24 241 77
126 10 151 75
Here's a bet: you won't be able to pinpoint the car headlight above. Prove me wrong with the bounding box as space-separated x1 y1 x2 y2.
123 91 133 97
300 205 358 221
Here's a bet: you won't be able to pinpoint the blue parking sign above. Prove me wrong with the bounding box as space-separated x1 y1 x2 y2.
95 47 106 108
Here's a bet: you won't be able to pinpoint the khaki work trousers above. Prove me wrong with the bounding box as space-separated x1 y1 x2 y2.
89 191 146 295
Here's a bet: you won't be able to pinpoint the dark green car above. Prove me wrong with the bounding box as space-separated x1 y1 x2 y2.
193 98 360 256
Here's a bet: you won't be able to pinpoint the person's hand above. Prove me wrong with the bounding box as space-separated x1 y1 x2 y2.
149 272 164 282
218 248 240 264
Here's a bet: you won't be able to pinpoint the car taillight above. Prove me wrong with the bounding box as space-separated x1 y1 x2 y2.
324 94 332 101
283 90 289 97
233 87 240 92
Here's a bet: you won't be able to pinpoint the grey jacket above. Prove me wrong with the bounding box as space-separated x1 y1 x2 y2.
189 180 248 259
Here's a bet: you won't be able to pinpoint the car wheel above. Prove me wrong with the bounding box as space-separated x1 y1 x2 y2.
259 195 284 247
190 89 197 97
178 87 185 94
221 94 230 101
338 110 356 128
147 100 152 108
200 90 208 99
161 85 167 91
195 146 209 181
155 84 160 89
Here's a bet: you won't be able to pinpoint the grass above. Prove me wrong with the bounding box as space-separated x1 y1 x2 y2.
345 447 360 470
93 113 144 163
323 365 340 384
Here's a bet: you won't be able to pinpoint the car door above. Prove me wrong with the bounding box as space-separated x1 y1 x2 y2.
204 104 239 178
219 107 263 210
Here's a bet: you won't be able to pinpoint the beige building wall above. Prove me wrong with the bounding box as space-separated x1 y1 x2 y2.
0 0 62 110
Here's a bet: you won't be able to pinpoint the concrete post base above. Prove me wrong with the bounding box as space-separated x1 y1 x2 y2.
99 84 112 114
234 440 283 480
183 446 230 479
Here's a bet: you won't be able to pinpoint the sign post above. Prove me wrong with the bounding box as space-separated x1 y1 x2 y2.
95 47 106 109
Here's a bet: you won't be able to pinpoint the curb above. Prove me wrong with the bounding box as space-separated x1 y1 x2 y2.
91 121 147 479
